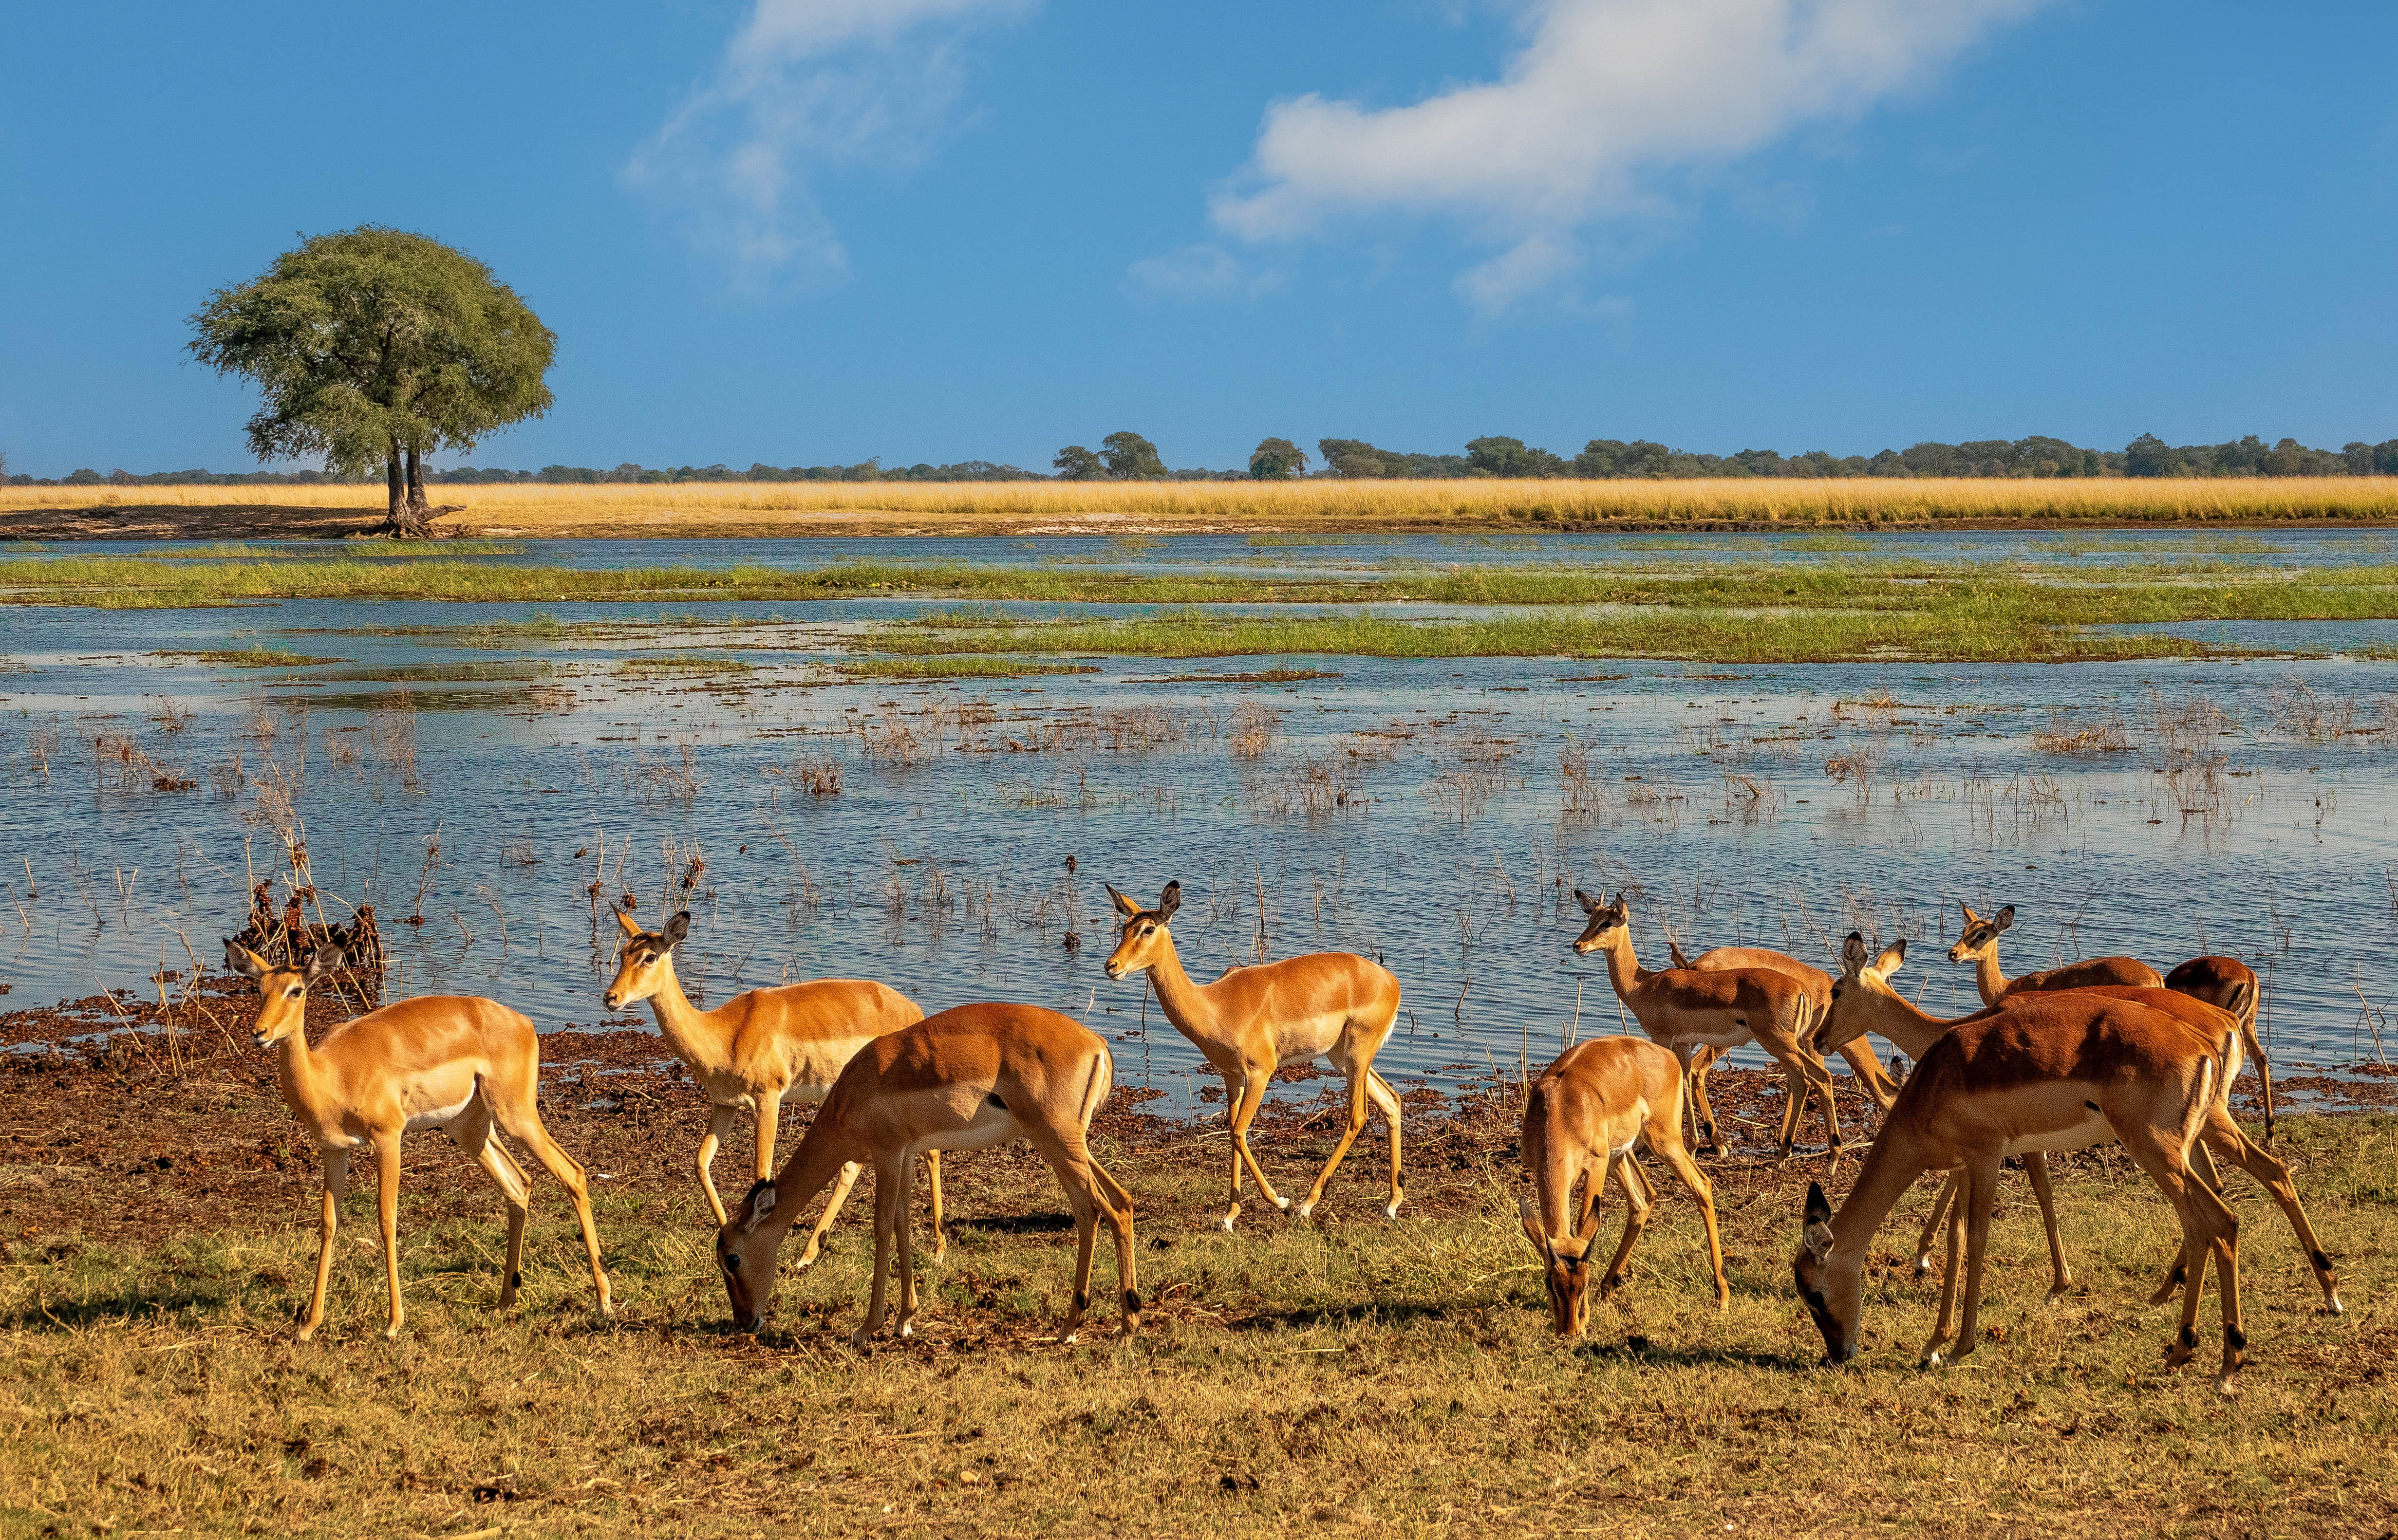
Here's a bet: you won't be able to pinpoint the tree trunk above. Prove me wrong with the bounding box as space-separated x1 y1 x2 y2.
377 439 461 537
384 439 405 526
405 446 428 514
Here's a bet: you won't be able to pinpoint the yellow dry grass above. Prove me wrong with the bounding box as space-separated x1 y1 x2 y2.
8 476 2398 535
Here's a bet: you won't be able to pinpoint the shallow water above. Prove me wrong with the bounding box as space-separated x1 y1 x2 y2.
4 534 2395 1115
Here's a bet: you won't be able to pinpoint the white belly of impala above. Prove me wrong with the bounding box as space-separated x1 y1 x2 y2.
910 1097 1022 1157
2005 1109 2114 1156
404 1095 475 1132
1672 1025 1754 1051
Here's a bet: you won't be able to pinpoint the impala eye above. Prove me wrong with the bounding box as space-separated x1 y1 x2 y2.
285 987 302 1000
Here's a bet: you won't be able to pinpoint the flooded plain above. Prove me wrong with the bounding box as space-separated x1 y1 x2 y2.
4 531 2396 1113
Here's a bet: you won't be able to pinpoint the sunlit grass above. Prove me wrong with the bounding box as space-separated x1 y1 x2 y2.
10 477 2398 529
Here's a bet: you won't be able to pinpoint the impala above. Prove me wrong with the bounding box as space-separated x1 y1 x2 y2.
1823 934 2339 1312
1103 880 1404 1229
1572 892 1842 1165
1946 902 2164 1001
1519 1036 1728 1336
2165 954 2274 1141
604 909 943 1265
1665 938 1899 1128
1792 989 2252 1390
227 941 612 1340
717 1002 1138 1348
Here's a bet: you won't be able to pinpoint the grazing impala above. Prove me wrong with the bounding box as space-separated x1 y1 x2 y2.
1572 892 1842 1165
1946 902 2164 1002
1792 989 2254 1390
1103 881 1404 1229
1519 1036 1728 1336
718 1002 1139 1348
604 909 942 1265
1823 934 2339 1312
227 941 612 1340
1665 937 1899 1125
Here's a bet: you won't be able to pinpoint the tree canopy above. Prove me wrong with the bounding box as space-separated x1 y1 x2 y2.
1052 445 1106 481
1099 431 1166 481
1248 437 1307 479
187 227 554 534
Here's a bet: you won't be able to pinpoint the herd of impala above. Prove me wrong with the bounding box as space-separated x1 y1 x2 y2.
219 877 2336 1391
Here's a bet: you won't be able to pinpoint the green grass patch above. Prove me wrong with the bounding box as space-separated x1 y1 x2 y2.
835 657 1101 679
157 645 342 668
611 654 758 678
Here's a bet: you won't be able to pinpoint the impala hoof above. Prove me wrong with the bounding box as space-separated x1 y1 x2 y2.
898 1320 915 1339
1295 1200 1316 1221
848 1330 873 1353
2326 1291 2344 1316
1271 1196 1292 1212
1382 1199 1402 1221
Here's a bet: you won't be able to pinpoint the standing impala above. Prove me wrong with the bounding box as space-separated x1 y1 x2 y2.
718 1002 1138 1348
1519 1036 1727 1336
2164 954 2273 1140
227 941 612 1340
604 909 942 1265
1103 880 1404 1229
1665 937 1899 1121
1823 933 2339 1312
1571 892 1842 1165
1945 902 2164 1001
1794 990 2252 1391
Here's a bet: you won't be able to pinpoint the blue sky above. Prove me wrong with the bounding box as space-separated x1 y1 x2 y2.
3 0 2394 476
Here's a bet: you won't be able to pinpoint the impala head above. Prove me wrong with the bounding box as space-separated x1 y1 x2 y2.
603 909 690 1012
1820 931 1908 1055
717 1178 783 1332
1946 902 2014 964
1569 890 1628 955
1103 881 1180 980
225 939 344 1049
1517 1196 1602 1336
1791 1180 1860 1364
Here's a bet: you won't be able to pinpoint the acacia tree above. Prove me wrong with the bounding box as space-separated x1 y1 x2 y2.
1098 431 1165 480
1248 437 1306 479
187 227 555 536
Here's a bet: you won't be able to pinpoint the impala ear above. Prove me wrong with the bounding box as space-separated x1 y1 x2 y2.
2228 980 2252 1022
616 909 641 939
302 946 344 984
1517 1196 1550 1257
662 911 691 947
739 1180 776 1235
1957 900 1978 925
1572 889 1597 914
1105 883 1140 918
1994 905 2016 932
225 940 267 980
1157 882 1181 922
1873 938 1908 978
1802 1182 1836 1263
1840 931 1868 975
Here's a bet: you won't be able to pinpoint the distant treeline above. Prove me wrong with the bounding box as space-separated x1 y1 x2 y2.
11 432 2397 487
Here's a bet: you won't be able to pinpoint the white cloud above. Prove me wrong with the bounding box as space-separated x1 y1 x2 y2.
1210 0 2047 305
1123 244 1288 303
629 0 1034 288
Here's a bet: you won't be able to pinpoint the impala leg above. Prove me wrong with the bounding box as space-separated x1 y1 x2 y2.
1948 1159 2004 1366
1295 1051 1376 1220
299 1150 349 1342
491 1097 615 1320
2023 1153 2073 1299
1597 1154 1651 1300
2117 1119 2245 1389
1651 1130 1729 1309
1922 1172 1968 1366
450 1098 530 1310
375 1131 406 1341
1363 1070 1405 1220
1218 1069 1248 1231
1087 1152 1142 1336
796 1163 863 1271
890 1155 921 1340
1773 1056 1811 1162
1682 1046 1722 1152
2242 1020 2275 1146
1228 1060 1291 1221
924 1150 948 1263
752 1088 785 1189
1915 1173 1959 1280
1813 1057 1845 1169
1838 1038 1899 1112
695 1103 738 1228
855 1158 901 1351
1033 1127 1140 1342
2152 1141 2225 1306
2202 1109 2340 1313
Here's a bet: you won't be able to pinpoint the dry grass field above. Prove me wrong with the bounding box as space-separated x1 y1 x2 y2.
7 477 2398 540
